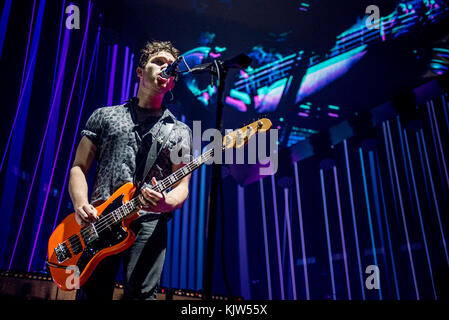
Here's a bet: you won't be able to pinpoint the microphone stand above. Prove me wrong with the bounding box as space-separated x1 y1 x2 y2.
203 59 226 301
184 54 251 300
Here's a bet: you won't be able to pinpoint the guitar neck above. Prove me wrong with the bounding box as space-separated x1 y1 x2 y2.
109 148 216 222
151 147 215 193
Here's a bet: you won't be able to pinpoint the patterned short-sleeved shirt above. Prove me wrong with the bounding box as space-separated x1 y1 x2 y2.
81 99 192 207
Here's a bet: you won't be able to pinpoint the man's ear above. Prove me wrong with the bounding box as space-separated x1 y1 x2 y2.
136 66 143 79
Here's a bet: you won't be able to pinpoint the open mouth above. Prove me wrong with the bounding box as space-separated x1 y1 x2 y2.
157 74 169 83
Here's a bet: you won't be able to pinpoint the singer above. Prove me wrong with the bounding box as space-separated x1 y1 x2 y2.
71 40 192 300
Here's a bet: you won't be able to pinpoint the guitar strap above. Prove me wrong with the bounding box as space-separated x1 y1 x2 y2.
135 121 174 193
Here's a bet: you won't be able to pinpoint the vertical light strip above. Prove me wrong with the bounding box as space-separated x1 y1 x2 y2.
93 28 100 90
103 45 110 103
196 161 207 290
237 185 251 299
0 0 37 174
343 139 366 300
171 207 182 288
319 169 336 300
5 0 46 269
442 94 449 136
259 179 273 300
430 100 449 190
359 148 383 300
417 129 449 266
343 139 365 299
415 130 435 218
14 21 69 262
374 150 401 300
333 166 352 300
395 116 418 200
0 0 13 59
270 175 285 299
125 53 135 99
426 101 446 192
385 121 419 299
49 26 100 248
188 149 199 289
180 192 190 288
281 204 287 293
107 44 118 105
132 81 138 97
162 214 173 286
283 188 297 299
33 0 69 270
49 0 66 99
293 161 310 300
18 0 37 95
368 151 389 288
120 46 129 103
403 129 437 299
27 1 93 271
78 34 87 103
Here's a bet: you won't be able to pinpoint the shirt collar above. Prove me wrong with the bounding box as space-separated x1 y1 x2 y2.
126 97 176 123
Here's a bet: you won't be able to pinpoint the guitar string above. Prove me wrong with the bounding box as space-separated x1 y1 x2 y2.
64 149 215 254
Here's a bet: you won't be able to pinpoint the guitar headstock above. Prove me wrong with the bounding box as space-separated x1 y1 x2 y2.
223 118 272 150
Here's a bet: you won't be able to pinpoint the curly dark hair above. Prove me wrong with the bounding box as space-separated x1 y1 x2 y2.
138 40 180 68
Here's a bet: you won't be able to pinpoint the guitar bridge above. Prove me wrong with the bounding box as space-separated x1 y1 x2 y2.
54 242 72 263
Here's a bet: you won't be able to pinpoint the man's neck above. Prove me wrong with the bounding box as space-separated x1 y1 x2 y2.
136 87 164 111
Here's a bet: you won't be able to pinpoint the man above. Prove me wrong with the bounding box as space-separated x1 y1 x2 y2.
70 40 192 300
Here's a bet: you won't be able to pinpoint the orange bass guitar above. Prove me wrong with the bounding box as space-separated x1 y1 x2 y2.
47 118 272 290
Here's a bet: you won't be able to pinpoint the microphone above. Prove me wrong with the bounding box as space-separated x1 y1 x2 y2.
161 56 183 79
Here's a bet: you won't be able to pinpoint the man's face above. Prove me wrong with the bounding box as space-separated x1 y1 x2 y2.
138 50 176 94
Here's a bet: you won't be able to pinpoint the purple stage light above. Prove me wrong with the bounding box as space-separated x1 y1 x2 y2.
374 149 401 300
343 139 366 299
120 46 129 104
333 166 352 300
7 0 48 270
125 53 134 101
271 175 285 299
417 129 449 267
47 26 100 270
429 100 449 190
319 169 336 300
403 128 437 299
293 162 310 300
18 0 37 95
359 147 383 300
384 121 419 299
259 179 273 300
283 188 297 300
238 185 251 299
27 1 93 271
107 44 118 105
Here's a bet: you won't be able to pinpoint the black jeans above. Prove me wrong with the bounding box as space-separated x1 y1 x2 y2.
76 214 167 300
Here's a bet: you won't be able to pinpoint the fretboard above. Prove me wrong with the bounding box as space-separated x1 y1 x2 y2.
94 147 216 229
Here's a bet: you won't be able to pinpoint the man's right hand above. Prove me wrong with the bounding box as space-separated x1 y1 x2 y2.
74 203 98 226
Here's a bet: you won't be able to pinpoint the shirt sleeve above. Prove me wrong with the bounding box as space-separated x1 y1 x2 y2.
173 124 193 165
81 108 104 146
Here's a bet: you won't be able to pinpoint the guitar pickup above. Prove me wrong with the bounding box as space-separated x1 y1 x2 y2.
80 223 99 245
68 234 82 255
54 242 72 263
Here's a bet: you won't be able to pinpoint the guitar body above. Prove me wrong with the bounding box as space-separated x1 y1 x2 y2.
47 182 138 291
